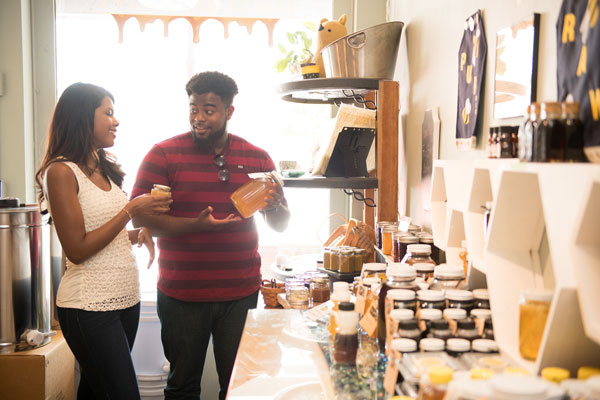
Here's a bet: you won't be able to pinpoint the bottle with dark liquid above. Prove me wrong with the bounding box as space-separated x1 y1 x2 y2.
535 102 565 162
332 302 359 365
561 102 587 162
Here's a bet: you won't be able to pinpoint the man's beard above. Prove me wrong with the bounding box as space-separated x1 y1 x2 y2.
192 121 228 149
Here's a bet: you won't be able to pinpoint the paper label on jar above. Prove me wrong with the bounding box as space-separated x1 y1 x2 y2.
355 285 367 316
360 300 378 338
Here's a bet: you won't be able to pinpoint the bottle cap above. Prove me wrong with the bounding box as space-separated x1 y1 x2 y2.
434 264 465 279
471 309 492 320
443 308 467 320
428 366 453 384
420 338 445 352
419 308 442 320
387 289 416 301
406 244 431 254
541 367 570 383
470 367 495 380
387 263 417 279
417 289 445 302
414 263 435 272
390 338 417 353
446 289 473 301
472 339 498 353
338 302 354 311
472 288 489 300
578 366 600 380
447 338 470 352
390 309 415 321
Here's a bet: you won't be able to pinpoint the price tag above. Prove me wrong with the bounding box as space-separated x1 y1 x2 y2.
360 302 378 338
383 359 399 394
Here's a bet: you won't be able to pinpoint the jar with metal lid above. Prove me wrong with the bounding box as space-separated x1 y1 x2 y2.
414 263 435 282
396 319 422 342
361 263 387 282
376 221 396 249
417 290 446 311
429 319 452 341
310 274 330 304
353 248 366 273
456 318 480 341
338 249 353 273
400 244 436 266
420 338 445 352
473 289 490 309
519 288 552 360
446 338 470 357
382 224 398 255
446 289 474 313
430 264 465 292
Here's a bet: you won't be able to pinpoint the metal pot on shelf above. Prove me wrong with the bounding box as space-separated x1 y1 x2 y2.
321 21 404 80
0 198 55 353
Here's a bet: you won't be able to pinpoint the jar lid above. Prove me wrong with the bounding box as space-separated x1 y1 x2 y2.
521 288 553 302
443 308 467 320
420 338 445 352
338 302 354 311
390 309 414 321
362 263 387 272
472 339 498 353
387 289 416 301
470 367 496 380
311 276 329 284
387 263 416 279
417 289 445 302
390 338 417 353
419 236 434 244
333 281 349 292
406 244 431 254
419 308 442 320
445 289 473 301
414 263 435 272
383 225 399 232
471 309 492 320
377 221 398 226
446 338 470 352
398 235 419 244
434 264 465 279
541 367 570 383
472 288 489 300
490 375 550 397
457 318 476 329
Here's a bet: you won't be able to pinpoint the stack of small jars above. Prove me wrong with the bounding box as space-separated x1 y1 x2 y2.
323 246 368 273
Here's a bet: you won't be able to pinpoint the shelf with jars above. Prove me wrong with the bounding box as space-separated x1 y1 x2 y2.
430 159 600 375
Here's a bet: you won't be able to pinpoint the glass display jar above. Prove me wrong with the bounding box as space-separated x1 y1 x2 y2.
400 244 436 266
230 172 281 218
330 248 341 272
445 289 474 313
382 225 398 256
338 249 353 273
430 264 465 292
417 290 446 311
519 289 553 360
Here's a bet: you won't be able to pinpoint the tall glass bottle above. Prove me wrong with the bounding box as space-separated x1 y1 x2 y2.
520 103 538 161
562 102 587 162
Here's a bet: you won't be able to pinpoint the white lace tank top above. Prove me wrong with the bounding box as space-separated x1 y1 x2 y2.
49 162 140 311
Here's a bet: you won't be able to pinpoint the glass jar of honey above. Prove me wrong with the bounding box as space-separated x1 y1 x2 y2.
151 184 171 196
519 289 553 360
310 274 331 304
382 225 398 256
230 171 282 218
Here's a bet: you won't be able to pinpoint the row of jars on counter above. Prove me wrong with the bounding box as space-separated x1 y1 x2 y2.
376 221 441 264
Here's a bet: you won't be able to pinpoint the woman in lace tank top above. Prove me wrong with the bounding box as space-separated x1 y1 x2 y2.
35 83 172 400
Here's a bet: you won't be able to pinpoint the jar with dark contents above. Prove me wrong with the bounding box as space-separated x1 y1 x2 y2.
418 234 440 265
446 338 470 358
483 318 494 340
430 264 465 292
456 318 480 342
310 274 330 304
535 101 565 162
376 221 396 249
396 319 422 342
354 248 367 273
429 319 453 341
561 102 586 162
446 290 474 313
499 126 515 158
332 302 359 365
414 262 435 283
396 235 419 265
401 244 436 267
392 231 408 262
417 290 446 311
473 289 490 310
418 308 443 339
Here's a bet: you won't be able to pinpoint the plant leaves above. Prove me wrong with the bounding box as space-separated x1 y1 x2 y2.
304 21 317 32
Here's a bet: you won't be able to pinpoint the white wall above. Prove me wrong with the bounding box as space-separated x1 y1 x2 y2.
388 0 561 228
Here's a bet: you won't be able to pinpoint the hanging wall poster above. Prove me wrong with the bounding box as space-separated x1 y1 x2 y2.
557 0 600 163
456 10 487 151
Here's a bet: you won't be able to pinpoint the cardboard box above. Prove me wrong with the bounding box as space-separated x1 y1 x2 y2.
0 330 74 400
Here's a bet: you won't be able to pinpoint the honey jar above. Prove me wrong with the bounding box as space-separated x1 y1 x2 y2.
519 289 553 360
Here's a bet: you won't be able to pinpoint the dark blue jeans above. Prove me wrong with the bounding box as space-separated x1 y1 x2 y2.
157 289 258 400
57 303 141 400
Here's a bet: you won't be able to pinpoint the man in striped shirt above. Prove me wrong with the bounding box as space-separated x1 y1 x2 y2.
131 71 290 400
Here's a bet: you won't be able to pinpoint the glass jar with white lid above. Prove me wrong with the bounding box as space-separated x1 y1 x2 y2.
430 264 465 292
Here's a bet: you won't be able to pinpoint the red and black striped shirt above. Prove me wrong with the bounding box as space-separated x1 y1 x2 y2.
131 132 275 302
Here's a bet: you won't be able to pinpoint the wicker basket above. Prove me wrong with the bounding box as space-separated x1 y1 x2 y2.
260 279 285 308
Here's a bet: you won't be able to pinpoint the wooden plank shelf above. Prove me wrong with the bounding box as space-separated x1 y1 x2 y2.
282 176 377 189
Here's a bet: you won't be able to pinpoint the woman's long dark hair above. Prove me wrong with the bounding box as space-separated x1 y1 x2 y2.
36 82 125 202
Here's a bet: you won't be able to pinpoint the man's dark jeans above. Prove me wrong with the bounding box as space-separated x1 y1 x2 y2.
157 289 258 400
57 303 141 400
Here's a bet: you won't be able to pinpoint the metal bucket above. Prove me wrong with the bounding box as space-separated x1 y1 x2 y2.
0 201 52 353
321 21 404 80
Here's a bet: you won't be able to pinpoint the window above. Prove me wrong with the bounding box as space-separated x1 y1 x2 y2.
56 2 338 291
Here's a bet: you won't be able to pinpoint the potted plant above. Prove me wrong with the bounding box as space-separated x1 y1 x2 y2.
274 22 319 79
